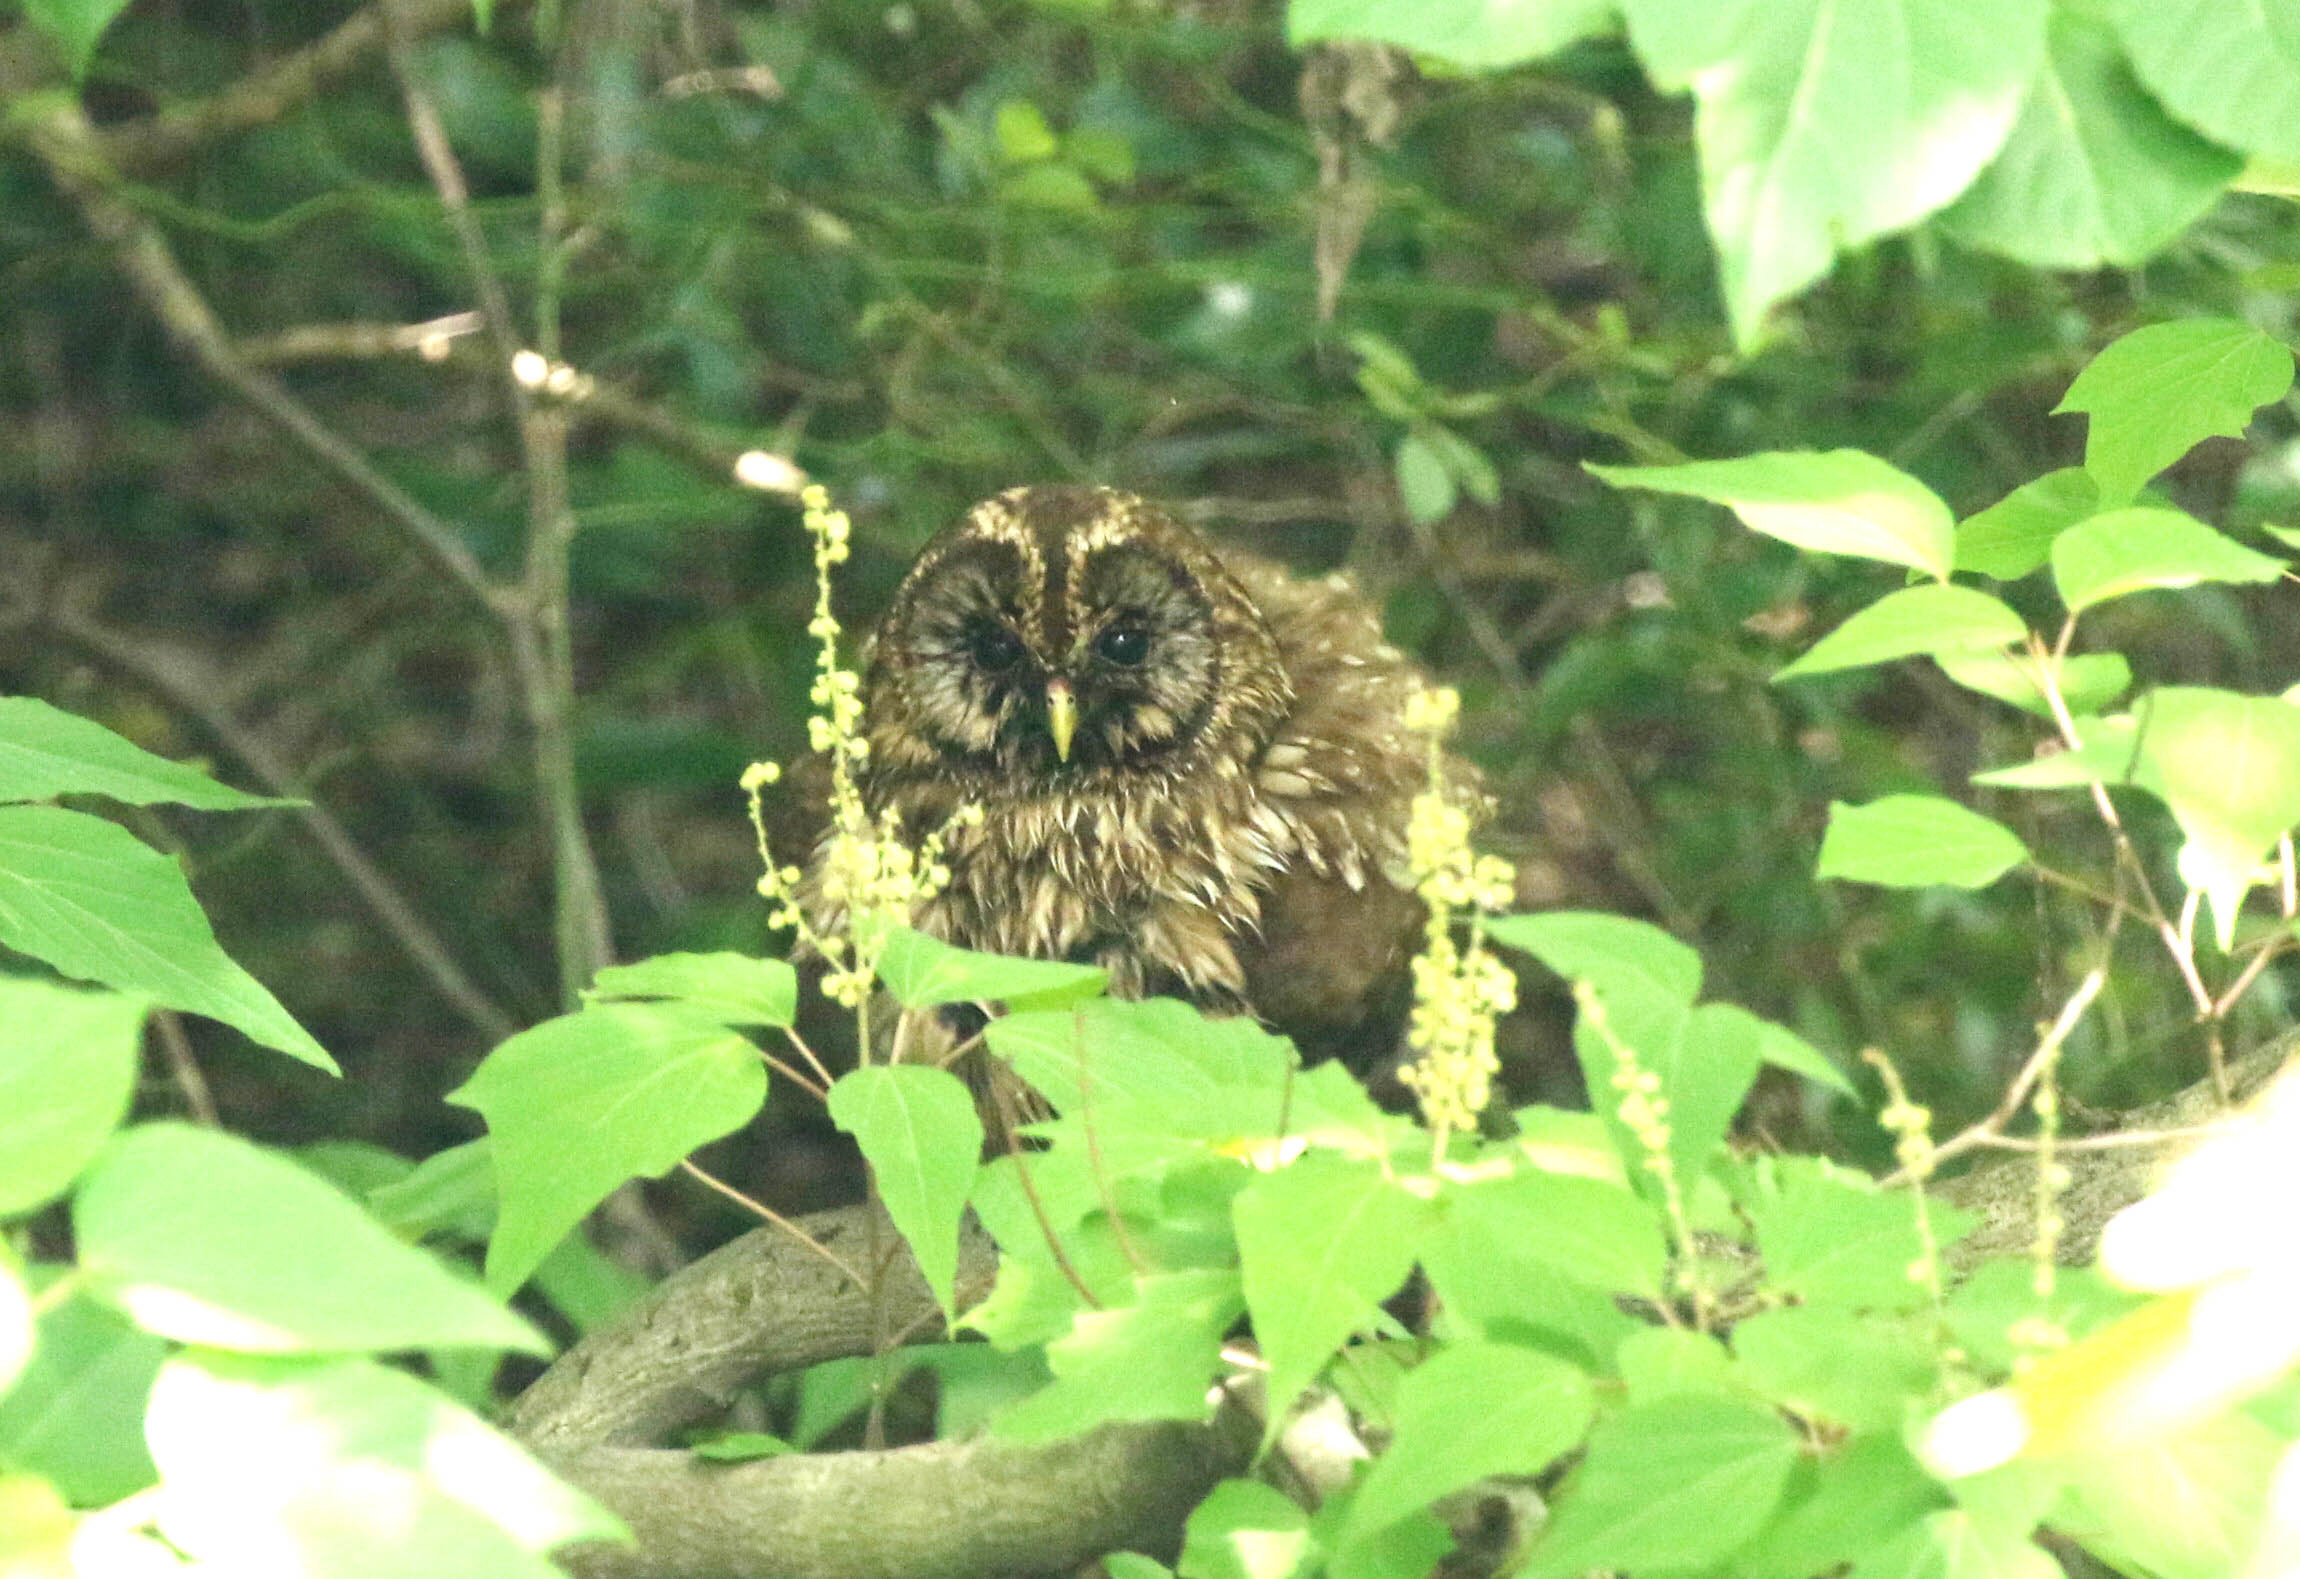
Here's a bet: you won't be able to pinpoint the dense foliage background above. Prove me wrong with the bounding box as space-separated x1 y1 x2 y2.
11 0 2300 1574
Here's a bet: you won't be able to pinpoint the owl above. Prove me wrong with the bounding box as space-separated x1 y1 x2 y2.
805 485 1451 1074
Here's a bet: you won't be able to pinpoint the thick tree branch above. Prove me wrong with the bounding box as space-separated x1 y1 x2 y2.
512 1203 1252 1579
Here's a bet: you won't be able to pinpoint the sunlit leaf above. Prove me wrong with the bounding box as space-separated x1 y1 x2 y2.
993 1269 1240 1442
1935 651 2132 719
827 1064 982 1318
2054 320 2295 505
2051 507 2285 615
585 952 796 1028
450 1003 766 1295
1179 1478 1314 1579
2107 0 2300 164
1590 451 1955 580
1773 585 2027 681
75 1124 546 1355
1818 795 2030 889
875 926 1106 1010
0 805 333 1072
0 979 143 1215
1953 468 2099 580
0 696 294 811
0 1277 164 1506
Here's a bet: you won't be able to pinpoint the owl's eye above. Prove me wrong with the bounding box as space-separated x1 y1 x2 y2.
1094 625 1151 667
969 624 1026 674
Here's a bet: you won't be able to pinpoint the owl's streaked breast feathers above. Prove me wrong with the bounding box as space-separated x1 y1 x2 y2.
801 484 1470 1071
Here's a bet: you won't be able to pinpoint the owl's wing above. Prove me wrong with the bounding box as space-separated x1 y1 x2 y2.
1237 864 1423 1076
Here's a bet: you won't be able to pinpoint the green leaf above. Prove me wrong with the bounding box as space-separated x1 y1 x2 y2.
1488 910 1702 1007
2134 687 2300 948
0 978 143 1215
1751 1018 1858 1099
1234 1154 1427 1427
2107 0 2300 164
449 1003 767 1295
688 1431 798 1461
1733 1308 1937 1432
1441 1166 1669 1299
1521 1394 1803 1577
143 1353 622 1575
875 926 1107 1011
0 804 334 1073
993 1269 1241 1442
1617 0 2045 346
994 99 1060 164
1848 1509 2063 1579
1953 468 2099 580
2051 507 2286 615
1001 162 1099 211
367 1138 496 1242
1394 433 1456 525
2054 320 2295 505
74 1123 547 1355
1106 1556 1176 1579
0 697 293 811
1973 712 2152 792
1287 0 1614 69
986 996 1295 1132
585 952 796 1027
1343 1344 1593 1542
1938 11 2240 270
1935 651 2132 719
1589 451 1955 580
0 1275 163 1506
1818 795 2030 889
1616 1326 1733 1403
827 1064 982 1319
1727 1434 1948 1579
21 0 135 77
0 1472 73 1574
1179 1479 1314 1579
0 1254 26 1399
1748 1160 1974 1312
1773 585 2027 681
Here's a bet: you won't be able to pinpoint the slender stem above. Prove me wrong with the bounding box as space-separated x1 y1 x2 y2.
150 1010 221 1127
677 1160 867 1290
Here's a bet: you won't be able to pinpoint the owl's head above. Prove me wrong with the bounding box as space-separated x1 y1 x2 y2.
864 486 1291 784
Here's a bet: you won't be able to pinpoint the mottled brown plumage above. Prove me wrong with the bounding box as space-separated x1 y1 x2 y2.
811 484 1442 1070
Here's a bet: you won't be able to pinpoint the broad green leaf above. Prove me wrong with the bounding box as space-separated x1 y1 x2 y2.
1732 1308 1937 1432
1423 1212 1644 1371
1617 0 2045 346
144 1353 622 1577
1106 1557 1176 1579
21 0 135 77
1616 1326 1732 1403
0 805 334 1072
1287 0 1614 69
0 697 293 811
1521 1394 1803 1577
1234 1154 1427 1427
1394 432 1456 525
874 926 1106 1010
1589 451 1955 580
448 1003 768 1295
1935 651 2132 719
1751 1018 1858 1099
2054 320 2295 505
584 952 795 1028
1748 1160 1975 1312
367 1139 496 1242
1343 1344 1593 1542
1818 795 2030 889
0 1278 164 1505
0 1472 73 1575
1850 1510 2063 1579
1178 1479 1314 1579
1973 712 2152 792
986 996 1293 1132
1938 11 2240 270
2134 687 2300 949
827 1064 982 1318
0 978 143 1214
1773 585 2026 681
1488 910 1702 1007
993 1269 1241 1442
1953 468 2099 580
1439 1166 1669 1299
2051 507 2286 615
74 1124 546 1355
2108 0 2300 164
994 100 1059 164
1727 1434 1948 1579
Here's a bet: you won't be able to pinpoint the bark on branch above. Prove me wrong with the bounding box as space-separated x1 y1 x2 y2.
510 1203 1253 1579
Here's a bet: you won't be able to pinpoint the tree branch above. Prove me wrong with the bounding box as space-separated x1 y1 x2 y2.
511 1203 1252 1579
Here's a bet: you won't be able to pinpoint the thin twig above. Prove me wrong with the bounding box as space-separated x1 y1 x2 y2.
150 1009 220 1126
679 1160 868 1291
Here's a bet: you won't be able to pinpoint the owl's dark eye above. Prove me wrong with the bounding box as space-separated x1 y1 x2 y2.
1094 625 1151 667
968 624 1025 674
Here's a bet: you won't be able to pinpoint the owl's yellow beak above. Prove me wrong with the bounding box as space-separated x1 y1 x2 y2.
1045 680 1078 763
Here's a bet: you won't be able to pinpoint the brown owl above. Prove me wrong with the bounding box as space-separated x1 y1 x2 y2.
805 484 1448 1073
